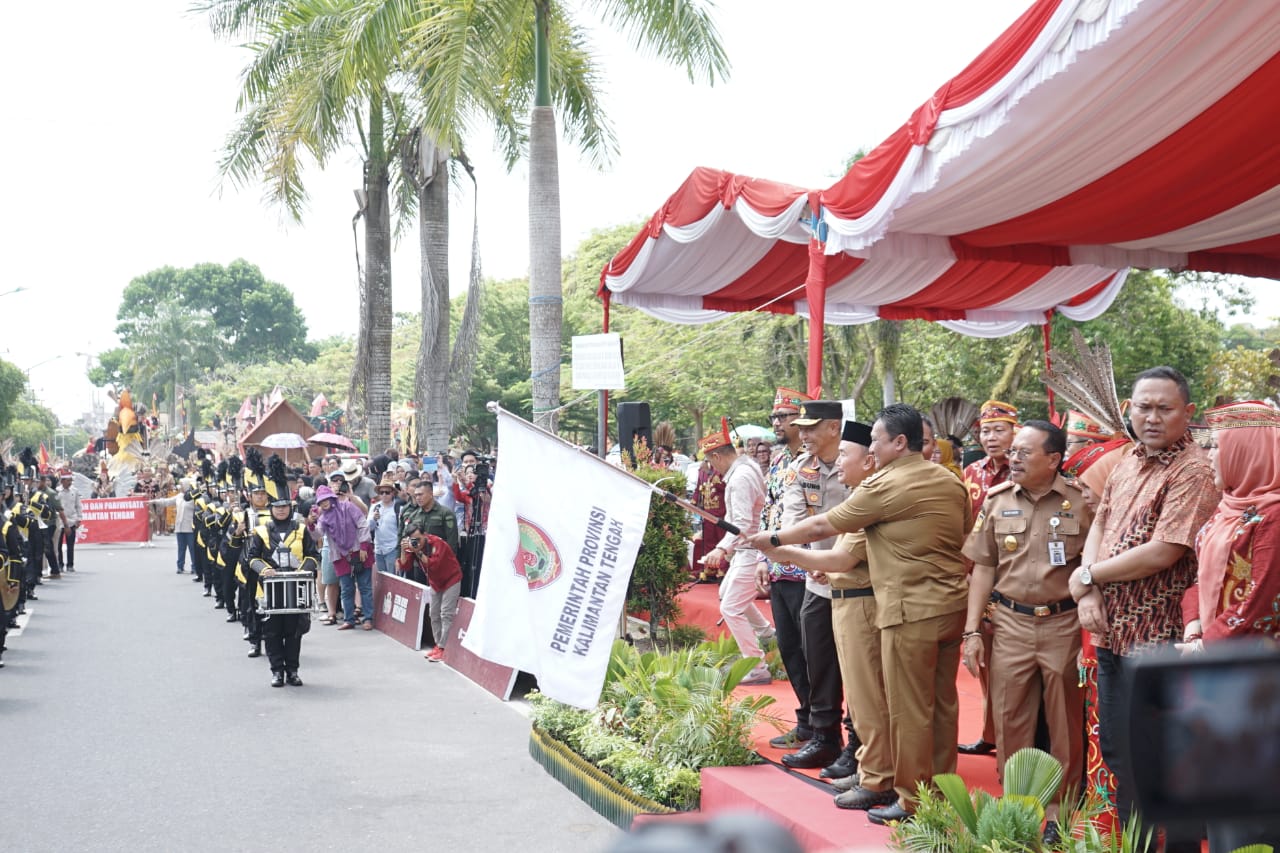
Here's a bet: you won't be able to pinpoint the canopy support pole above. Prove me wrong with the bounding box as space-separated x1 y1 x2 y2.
1042 314 1056 416
804 200 828 398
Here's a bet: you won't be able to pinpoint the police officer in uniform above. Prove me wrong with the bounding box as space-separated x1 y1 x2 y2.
763 400 855 776
246 455 319 687
962 420 1092 845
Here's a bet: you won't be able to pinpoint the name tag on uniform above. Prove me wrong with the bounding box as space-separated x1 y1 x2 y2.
1048 540 1066 566
1000 509 1022 517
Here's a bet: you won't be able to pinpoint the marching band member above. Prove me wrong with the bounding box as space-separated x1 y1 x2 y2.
246 455 318 687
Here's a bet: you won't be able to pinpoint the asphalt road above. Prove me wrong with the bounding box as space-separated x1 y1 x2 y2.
4 540 618 853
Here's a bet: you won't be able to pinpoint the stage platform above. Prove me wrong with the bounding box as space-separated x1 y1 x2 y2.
633 582 1000 851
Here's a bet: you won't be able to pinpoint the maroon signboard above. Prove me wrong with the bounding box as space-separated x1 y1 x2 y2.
443 598 519 701
372 570 429 650
78 497 151 544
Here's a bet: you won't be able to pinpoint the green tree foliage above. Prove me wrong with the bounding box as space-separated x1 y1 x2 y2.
0 358 28 433
1202 346 1280 405
1057 269 1224 410
116 260 315 365
86 348 131 389
4 398 58 451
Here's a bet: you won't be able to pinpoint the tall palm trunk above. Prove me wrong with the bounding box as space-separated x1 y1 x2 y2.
528 2 562 433
412 131 452 454
876 320 902 406
364 101 393 452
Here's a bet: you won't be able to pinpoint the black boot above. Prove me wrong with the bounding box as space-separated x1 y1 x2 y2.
270 671 285 688
247 642 263 658
821 740 860 779
781 736 842 769
286 671 303 686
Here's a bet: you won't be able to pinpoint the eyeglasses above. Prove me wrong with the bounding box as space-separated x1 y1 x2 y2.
1005 448 1041 461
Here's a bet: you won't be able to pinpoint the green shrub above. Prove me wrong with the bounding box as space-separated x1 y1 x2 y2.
624 460 694 646
892 750 1149 853
665 623 706 649
528 637 785 809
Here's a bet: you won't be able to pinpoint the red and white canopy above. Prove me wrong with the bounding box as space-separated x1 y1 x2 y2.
822 0 1280 277
600 0 1280 392
601 166 1123 334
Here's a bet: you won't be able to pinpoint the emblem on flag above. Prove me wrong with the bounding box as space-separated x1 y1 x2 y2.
514 517 563 590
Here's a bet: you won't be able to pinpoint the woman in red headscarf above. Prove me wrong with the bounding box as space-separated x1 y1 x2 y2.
1182 401 1280 647
1179 401 1280 853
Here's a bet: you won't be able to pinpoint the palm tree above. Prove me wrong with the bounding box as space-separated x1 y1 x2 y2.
125 299 225 430
203 0 513 455
201 0 407 452
409 0 730 433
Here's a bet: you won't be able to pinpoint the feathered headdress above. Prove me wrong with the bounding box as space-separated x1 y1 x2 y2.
245 447 266 492
929 398 980 444
266 454 290 506
226 456 244 490
1041 329 1127 439
653 421 676 451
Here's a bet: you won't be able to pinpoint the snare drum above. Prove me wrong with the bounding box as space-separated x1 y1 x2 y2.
259 571 315 614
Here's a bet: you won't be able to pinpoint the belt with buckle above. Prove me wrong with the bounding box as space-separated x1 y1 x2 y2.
830 587 874 599
992 591 1076 617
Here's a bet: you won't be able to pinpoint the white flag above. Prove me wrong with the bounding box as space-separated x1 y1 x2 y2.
463 409 652 709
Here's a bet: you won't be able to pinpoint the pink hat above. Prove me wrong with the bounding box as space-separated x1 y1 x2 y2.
313 484 337 504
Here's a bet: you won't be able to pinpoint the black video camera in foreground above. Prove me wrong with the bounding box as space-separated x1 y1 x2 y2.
1128 640 1280 833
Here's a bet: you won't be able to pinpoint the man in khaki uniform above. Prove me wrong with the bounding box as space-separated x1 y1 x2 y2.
752 403 970 824
962 420 1091 844
760 420 896 812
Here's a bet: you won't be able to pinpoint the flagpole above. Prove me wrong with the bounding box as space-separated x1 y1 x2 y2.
486 402 742 536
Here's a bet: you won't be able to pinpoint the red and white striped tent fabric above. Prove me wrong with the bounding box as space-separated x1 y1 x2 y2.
600 0 1280 396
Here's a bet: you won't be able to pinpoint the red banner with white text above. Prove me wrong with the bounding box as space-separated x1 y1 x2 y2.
77 497 151 544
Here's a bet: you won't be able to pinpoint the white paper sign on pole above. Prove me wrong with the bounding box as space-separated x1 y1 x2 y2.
571 333 625 390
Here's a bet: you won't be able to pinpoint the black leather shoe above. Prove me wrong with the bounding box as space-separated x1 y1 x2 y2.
835 785 898 810
780 739 842 769
214 601 224 609
247 644 263 658
27 592 38 601
867 801 913 825
192 575 202 582
202 590 212 597
1042 820 1062 847
286 672 303 686
820 743 860 779
270 671 285 688
225 612 238 622
769 726 813 749
958 738 996 756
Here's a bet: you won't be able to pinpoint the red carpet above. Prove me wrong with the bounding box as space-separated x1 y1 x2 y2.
635 584 1002 850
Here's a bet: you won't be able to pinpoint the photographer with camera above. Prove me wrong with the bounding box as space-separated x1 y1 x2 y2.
397 525 462 662
454 450 492 598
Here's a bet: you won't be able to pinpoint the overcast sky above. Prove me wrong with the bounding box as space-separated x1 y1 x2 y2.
5 1 1276 423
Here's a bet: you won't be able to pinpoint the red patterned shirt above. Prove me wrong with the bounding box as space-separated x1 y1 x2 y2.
963 455 1010 519
1093 432 1220 655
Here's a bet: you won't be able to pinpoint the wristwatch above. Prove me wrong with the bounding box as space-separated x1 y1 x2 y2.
1079 566 1093 586
770 533 781 547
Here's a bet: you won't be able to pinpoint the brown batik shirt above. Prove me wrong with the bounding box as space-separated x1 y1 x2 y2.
1093 432 1219 655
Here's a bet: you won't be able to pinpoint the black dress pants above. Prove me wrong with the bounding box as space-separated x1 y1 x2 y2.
262 612 302 673
769 579 810 729
800 589 850 747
